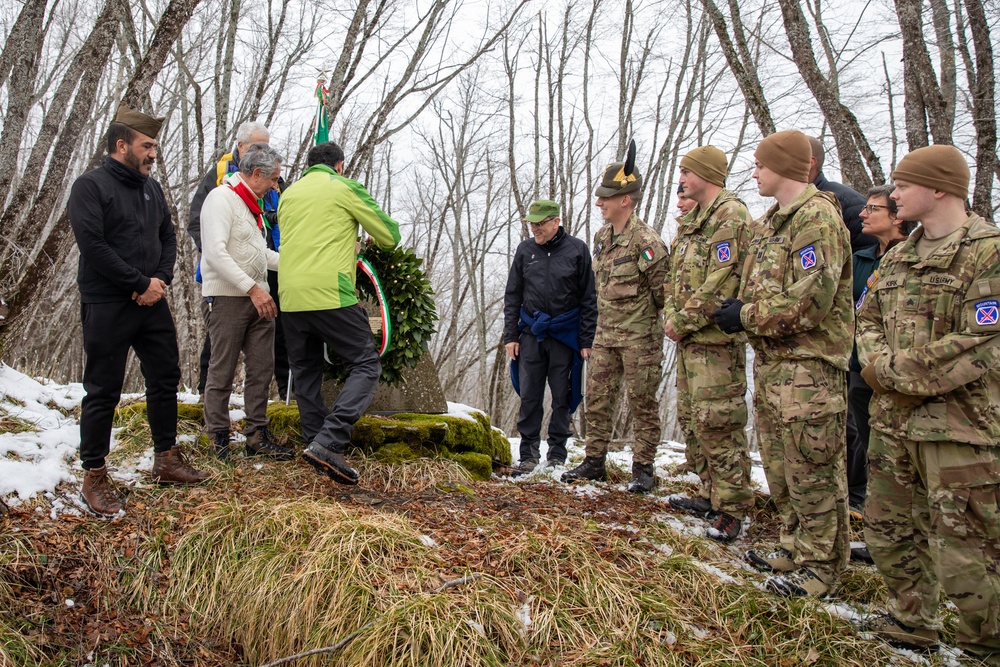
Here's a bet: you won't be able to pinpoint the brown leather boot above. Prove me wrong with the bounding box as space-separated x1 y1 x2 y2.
81 466 124 517
152 446 208 484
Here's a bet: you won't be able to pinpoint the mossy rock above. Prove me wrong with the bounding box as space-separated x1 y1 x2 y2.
262 403 512 474
372 442 419 464
178 404 204 423
113 402 205 425
450 452 492 481
266 403 302 439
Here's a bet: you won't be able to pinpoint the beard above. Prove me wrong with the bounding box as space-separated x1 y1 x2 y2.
124 145 154 173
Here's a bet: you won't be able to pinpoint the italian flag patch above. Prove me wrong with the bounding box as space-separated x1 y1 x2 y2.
641 248 654 261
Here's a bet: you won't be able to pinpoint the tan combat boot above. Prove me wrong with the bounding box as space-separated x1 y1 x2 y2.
152 446 208 484
81 466 124 517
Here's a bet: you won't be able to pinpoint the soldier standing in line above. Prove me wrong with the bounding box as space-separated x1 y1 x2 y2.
856 145 1000 663
561 153 668 493
714 130 852 598
662 146 754 543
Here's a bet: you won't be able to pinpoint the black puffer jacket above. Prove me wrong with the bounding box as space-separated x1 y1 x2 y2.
68 157 175 303
503 227 598 347
814 171 877 252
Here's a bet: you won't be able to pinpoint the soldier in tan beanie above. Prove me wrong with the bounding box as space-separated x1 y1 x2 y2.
664 146 754 544
856 145 1000 662
720 130 853 599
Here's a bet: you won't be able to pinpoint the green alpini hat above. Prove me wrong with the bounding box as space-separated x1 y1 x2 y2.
525 199 561 222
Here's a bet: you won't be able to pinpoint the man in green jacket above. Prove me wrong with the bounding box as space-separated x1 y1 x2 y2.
277 142 401 485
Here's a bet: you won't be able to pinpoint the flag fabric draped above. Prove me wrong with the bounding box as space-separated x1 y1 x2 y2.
314 80 329 145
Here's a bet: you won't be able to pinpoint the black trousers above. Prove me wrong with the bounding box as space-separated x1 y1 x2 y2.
79 299 180 469
847 370 874 506
516 333 574 463
283 306 380 454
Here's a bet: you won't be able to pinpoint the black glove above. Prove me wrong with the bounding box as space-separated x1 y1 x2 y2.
713 297 745 334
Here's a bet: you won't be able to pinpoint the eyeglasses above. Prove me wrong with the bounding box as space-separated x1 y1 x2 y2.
863 204 891 214
527 217 555 227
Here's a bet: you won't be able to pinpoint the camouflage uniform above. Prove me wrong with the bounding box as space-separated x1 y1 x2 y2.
739 184 853 585
664 190 753 518
857 213 1000 662
586 213 668 465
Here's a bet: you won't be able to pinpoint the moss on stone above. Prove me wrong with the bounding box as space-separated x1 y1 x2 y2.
109 399 510 477
266 403 303 439
177 404 204 423
372 442 419 464
451 452 492 481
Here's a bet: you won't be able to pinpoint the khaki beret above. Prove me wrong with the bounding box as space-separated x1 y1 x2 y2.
113 104 164 139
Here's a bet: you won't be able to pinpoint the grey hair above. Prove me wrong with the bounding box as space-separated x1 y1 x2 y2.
239 142 283 176
236 121 269 145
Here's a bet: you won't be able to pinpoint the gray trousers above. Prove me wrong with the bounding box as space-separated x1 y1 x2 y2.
202 295 274 434
283 305 380 454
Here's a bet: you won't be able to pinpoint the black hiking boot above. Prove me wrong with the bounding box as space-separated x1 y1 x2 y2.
861 614 940 653
765 567 832 598
245 426 295 461
627 462 655 493
667 494 714 519
561 456 607 483
211 430 231 462
510 459 538 478
302 442 359 485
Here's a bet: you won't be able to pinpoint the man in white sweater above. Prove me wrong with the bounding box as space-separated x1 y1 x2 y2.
200 142 293 460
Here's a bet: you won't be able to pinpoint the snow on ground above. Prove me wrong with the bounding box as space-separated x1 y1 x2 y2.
0 363 979 664
505 435 770 496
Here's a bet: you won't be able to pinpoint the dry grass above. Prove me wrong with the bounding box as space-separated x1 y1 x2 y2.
2 409 977 667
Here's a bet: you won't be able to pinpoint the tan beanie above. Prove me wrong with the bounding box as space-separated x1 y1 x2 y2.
754 130 812 182
891 145 970 200
680 146 728 187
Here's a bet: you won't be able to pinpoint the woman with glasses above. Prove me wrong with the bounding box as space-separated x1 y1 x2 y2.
847 184 918 540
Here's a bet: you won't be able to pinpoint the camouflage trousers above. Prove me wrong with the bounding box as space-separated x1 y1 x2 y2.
866 431 1000 661
676 340 751 518
584 342 663 465
754 355 849 584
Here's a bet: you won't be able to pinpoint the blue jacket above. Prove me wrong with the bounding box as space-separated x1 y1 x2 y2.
510 307 584 413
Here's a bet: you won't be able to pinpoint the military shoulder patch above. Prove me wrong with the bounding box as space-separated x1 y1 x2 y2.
641 248 654 261
715 240 732 263
798 245 817 270
975 299 999 326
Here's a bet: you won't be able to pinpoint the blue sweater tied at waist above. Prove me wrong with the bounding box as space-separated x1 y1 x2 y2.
510 307 584 413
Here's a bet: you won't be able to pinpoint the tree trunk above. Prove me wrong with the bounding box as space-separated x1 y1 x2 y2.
776 0 880 190
894 0 952 146
700 0 775 136
962 0 997 220
0 0 47 207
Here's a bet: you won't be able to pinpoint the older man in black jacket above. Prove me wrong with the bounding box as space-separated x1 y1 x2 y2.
68 105 206 518
504 199 597 476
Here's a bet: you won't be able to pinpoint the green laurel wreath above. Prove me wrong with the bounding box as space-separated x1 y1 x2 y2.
324 242 438 387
